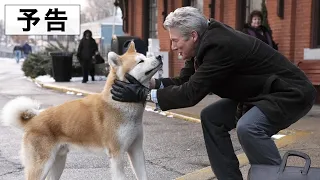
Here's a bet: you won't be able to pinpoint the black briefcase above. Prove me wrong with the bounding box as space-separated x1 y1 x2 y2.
248 150 320 180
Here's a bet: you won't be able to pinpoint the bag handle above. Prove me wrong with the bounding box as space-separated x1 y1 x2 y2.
279 150 311 175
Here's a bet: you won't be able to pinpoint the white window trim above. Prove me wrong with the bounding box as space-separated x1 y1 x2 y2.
304 48 320 60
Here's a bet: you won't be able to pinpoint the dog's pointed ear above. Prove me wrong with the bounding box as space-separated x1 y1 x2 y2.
108 52 121 68
125 40 136 54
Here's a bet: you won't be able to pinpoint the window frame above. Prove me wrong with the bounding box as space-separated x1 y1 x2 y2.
149 0 158 39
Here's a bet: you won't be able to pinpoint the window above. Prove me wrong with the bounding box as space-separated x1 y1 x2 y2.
191 0 203 13
182 0 191 6
312 0 320 48
209 0 216 18
236 0 248 30
149 0 158 38
182 0 203 13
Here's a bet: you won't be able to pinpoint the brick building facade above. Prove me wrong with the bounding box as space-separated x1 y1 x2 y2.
267 0 320 63
118 0 320 78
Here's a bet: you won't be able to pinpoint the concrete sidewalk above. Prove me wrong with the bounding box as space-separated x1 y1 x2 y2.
33 77 320 179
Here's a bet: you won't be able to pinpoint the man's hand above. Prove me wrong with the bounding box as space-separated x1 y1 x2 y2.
149 78 156 89
111 73 150 102
149 78 162 89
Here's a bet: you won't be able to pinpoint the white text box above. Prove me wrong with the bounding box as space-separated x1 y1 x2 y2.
5 4 80 35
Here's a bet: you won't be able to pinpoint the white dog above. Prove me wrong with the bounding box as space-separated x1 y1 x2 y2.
1 41 162 180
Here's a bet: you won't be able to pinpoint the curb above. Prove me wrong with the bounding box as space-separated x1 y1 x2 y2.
146 104 201 123
32 79 94 96
174 130 310 180
32 79 201 123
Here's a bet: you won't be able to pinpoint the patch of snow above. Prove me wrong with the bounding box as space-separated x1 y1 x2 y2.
271 134 286 139
144 106 176 118
0 58 17 62
70 76 107 82
25 77 33 82
145 107 154 112
35 75 55 83
70 77 83 82
35 75 107 83
95 76 107 81
66 91 75 95
35 82 42 88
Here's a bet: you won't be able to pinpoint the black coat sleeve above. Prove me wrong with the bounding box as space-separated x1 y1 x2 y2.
77 40 83 59
157 58 195 87
92 40 98 53
157 38 237 111
242 28 249 35
263 26 278 50
270 32 278 50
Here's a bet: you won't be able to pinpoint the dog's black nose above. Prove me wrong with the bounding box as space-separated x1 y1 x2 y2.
156 55 163 62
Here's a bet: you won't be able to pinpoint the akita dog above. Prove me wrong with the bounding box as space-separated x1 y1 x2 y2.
1 41 162 180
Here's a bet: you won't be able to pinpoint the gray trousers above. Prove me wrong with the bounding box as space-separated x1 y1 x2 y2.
200 98 310 180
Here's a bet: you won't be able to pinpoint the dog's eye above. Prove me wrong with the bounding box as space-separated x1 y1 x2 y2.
138 60 144 64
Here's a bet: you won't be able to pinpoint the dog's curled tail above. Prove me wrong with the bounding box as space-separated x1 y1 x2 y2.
1 96 41 131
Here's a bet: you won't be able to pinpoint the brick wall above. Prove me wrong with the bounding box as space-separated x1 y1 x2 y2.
127 0 144 39
223 0 237 28
215 0 224 22
294 1 313 63
267 0 313 63
203 0 210 18
156 0 184 76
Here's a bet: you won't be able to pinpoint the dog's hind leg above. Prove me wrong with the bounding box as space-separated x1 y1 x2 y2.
22 134 57 180
127 131 147 180
110 153 126 180
46 145 68 180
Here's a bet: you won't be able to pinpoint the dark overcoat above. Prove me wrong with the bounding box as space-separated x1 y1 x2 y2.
156 19 316 124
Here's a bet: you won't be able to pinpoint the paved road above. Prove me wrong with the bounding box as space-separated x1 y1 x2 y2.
0 59 243 179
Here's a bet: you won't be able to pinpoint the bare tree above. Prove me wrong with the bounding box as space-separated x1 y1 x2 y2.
80 12 89 23
85 0 114 21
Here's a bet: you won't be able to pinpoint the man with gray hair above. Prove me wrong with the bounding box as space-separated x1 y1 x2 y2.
110 6 316 179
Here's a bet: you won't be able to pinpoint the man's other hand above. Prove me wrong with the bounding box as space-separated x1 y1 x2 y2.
111 73 150 103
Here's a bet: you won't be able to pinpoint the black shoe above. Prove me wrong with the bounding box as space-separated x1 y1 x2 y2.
82 80 88 83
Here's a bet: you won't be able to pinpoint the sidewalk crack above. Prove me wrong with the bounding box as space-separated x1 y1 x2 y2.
146 159 184 175
0 167 24 177
0 150 24 177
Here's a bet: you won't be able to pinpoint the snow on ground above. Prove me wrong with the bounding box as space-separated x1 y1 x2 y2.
35 75 107 83
35 75 55 83
0 57 25 63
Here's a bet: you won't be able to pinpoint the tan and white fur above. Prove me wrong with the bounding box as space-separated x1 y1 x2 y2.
1 41 162 180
